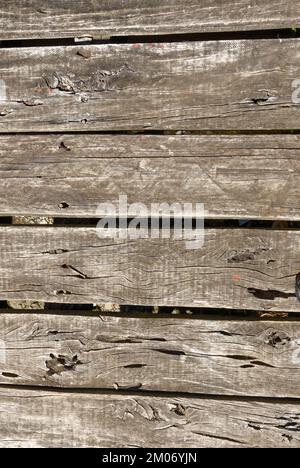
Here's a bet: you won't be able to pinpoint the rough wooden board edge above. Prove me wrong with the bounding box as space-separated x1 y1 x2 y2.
0 40 299 132
1 0 300 40
0 386 299 447
1 134 300 220
10 217 53 310
0 313 300 398
0 226 299 312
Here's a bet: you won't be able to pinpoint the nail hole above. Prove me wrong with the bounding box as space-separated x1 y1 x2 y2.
58 202 69 209
59 141 71 151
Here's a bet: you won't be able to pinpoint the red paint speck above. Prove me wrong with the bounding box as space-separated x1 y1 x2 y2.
232 274 241 282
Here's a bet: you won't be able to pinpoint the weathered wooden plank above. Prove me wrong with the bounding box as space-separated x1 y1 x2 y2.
0 313 300 398
1 134 300 220
0 40 299 132
1 0 299 40
0 226 299 311
0 387 299 447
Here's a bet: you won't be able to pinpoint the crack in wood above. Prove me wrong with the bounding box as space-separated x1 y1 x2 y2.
296 273 300 303
277 421 300 433
153 349 185 356
123 364 147 369
241 90 278 106
19 98 44 107
248 288 295 301
61 264 89 279
41 249 69 255
1 372 19 379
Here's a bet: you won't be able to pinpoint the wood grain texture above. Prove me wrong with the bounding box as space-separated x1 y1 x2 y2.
1 134 300 220
0 40 299 132
0 387 299 447
0 226 299 311
0 313 300 398
1 0 299 40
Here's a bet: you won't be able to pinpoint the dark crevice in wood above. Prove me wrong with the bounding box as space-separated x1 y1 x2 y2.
0 29 299 49
0 130 300 137
0 382 300 404
1 372 19 379
248 288 296 301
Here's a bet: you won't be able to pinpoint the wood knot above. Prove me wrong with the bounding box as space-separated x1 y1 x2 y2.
258 328 292 352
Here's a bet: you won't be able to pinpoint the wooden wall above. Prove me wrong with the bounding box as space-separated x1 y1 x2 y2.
0 0 300 448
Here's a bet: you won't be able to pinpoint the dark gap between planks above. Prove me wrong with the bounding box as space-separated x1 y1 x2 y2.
50 219 300 229
4 302 300 320
1 130 300 136
2 217 300 229
2 130 300 136
0 29 300 49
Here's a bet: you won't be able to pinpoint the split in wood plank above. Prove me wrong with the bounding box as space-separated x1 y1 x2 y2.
0 313 300 398
0 40 299 131
0 226 299 311
1 134 300 220
0 386 299 447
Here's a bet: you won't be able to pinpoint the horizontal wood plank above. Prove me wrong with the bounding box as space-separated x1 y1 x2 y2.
0 227 299 311
0 387 299 447
0 40 299 131
0 313 300 398
1 134 300 220
2 0 299 40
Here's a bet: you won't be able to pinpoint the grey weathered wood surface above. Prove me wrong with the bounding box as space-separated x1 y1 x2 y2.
1 0 299 40
0 226 299 311
0 40 298 132
0 313 300 398
1 134 300 220
0 387 299 448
